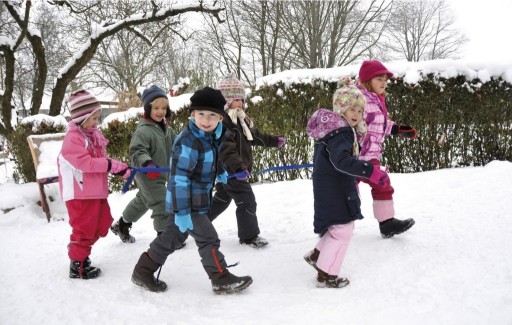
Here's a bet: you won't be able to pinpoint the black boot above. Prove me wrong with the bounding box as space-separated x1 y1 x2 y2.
69 258 101 279
379 218 415 238
211 270 253 294
132 252 167 292
316 270 349 288
239 235 268 248
111 217 136 243
303 248 320 272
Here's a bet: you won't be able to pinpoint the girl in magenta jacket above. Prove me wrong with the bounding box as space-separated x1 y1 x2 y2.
357 60 417 238
58 90 130 279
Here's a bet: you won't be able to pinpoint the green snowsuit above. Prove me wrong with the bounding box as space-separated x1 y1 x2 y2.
122 118 177 232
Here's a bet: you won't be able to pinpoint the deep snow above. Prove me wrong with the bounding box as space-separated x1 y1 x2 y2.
1 159 511 325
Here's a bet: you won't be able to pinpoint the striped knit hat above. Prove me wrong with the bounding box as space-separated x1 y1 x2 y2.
67 89 102 125
217 73 245 108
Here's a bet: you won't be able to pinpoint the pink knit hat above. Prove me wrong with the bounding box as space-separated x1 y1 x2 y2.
217 73 245 108
67 89 102 125
358 60 393 83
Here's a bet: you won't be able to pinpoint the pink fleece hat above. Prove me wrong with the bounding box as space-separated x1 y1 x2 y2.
306 109 347 140
358 60 393 83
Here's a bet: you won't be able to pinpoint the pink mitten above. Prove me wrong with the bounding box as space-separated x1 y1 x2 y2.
369 166 390 188
108 159 129 175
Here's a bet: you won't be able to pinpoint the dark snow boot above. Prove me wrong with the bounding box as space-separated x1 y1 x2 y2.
316 270 349 288
69 258 101 279
211 270 253 294
379 218 416 238
304 248 320 272
239 235 268 248
131 252 167 292
110 217 136 243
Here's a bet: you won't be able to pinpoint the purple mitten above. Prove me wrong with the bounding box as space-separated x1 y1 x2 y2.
369 167 390 188
236 169 250 181
277 137 286 148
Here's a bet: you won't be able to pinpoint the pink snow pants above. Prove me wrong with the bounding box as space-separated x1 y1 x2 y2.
315 222 354 276
67 199 113 261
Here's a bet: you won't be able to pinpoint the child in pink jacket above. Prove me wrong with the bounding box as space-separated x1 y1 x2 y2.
357 60 417 238
58 90 130 279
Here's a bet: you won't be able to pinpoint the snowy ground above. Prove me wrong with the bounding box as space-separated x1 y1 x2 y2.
1 160 511 325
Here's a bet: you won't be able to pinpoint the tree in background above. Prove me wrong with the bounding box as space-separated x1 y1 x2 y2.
384 0 468 61
0 0 224 136
198 0 390 86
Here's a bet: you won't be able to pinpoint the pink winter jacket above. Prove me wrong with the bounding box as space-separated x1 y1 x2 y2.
57 128 109 202
358 85 395 161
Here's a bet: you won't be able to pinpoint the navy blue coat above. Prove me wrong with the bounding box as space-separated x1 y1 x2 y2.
312 126 374 234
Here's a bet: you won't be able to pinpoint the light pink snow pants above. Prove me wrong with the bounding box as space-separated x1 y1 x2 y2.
315 222 354 276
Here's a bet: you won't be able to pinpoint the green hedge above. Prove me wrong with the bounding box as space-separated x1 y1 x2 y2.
249 74 512 178
9 73 512 190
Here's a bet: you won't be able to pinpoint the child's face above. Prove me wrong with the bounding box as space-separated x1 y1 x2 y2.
344 106 364 127
228 99 244 110
192 110 224 132
150 98 169 122
370 74 389 95
82 110 101 129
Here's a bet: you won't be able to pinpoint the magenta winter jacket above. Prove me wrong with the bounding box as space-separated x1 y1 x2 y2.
57 128 109 202
358 85 395 161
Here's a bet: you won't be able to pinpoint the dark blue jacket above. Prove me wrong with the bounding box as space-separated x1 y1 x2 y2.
312 126 374 234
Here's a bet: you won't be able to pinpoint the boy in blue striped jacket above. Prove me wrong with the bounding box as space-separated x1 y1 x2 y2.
131 87 253 294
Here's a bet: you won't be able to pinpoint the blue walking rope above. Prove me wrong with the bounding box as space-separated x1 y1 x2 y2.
122 164 314 193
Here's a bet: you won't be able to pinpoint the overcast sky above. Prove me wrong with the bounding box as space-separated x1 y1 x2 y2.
447 0 511 62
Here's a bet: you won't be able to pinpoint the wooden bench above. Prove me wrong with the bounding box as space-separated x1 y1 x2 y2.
27 133 66 222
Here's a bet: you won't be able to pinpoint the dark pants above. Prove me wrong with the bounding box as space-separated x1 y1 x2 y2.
148 213 227 279
208 178 260 241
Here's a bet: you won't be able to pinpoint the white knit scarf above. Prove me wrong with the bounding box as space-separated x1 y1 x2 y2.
227 108 253 141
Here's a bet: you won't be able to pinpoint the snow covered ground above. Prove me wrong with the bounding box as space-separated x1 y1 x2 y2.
1 159 511 324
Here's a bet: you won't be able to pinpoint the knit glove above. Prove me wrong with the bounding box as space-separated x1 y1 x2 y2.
143 161 160 180
115 168 131 179
235 169 250 181
216 171 228 184
391 124 417 140
175 212 193 233
108 159 129 175
368 166 390 188
277 136 286 148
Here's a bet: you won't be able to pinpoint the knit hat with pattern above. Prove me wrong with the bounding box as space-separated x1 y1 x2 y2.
333 77 367 135
217 73 245 108
67 89 102 125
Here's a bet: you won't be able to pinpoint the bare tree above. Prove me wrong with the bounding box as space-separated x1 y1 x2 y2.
199 0 390 85
0 0 224 136
384 0 467 61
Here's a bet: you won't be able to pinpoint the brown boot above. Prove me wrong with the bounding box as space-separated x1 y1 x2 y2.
131 252 167 292
303 248 320 271
317 269 349 288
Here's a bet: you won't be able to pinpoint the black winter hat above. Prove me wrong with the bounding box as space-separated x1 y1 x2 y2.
141 85 171 118
189 87 227 116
